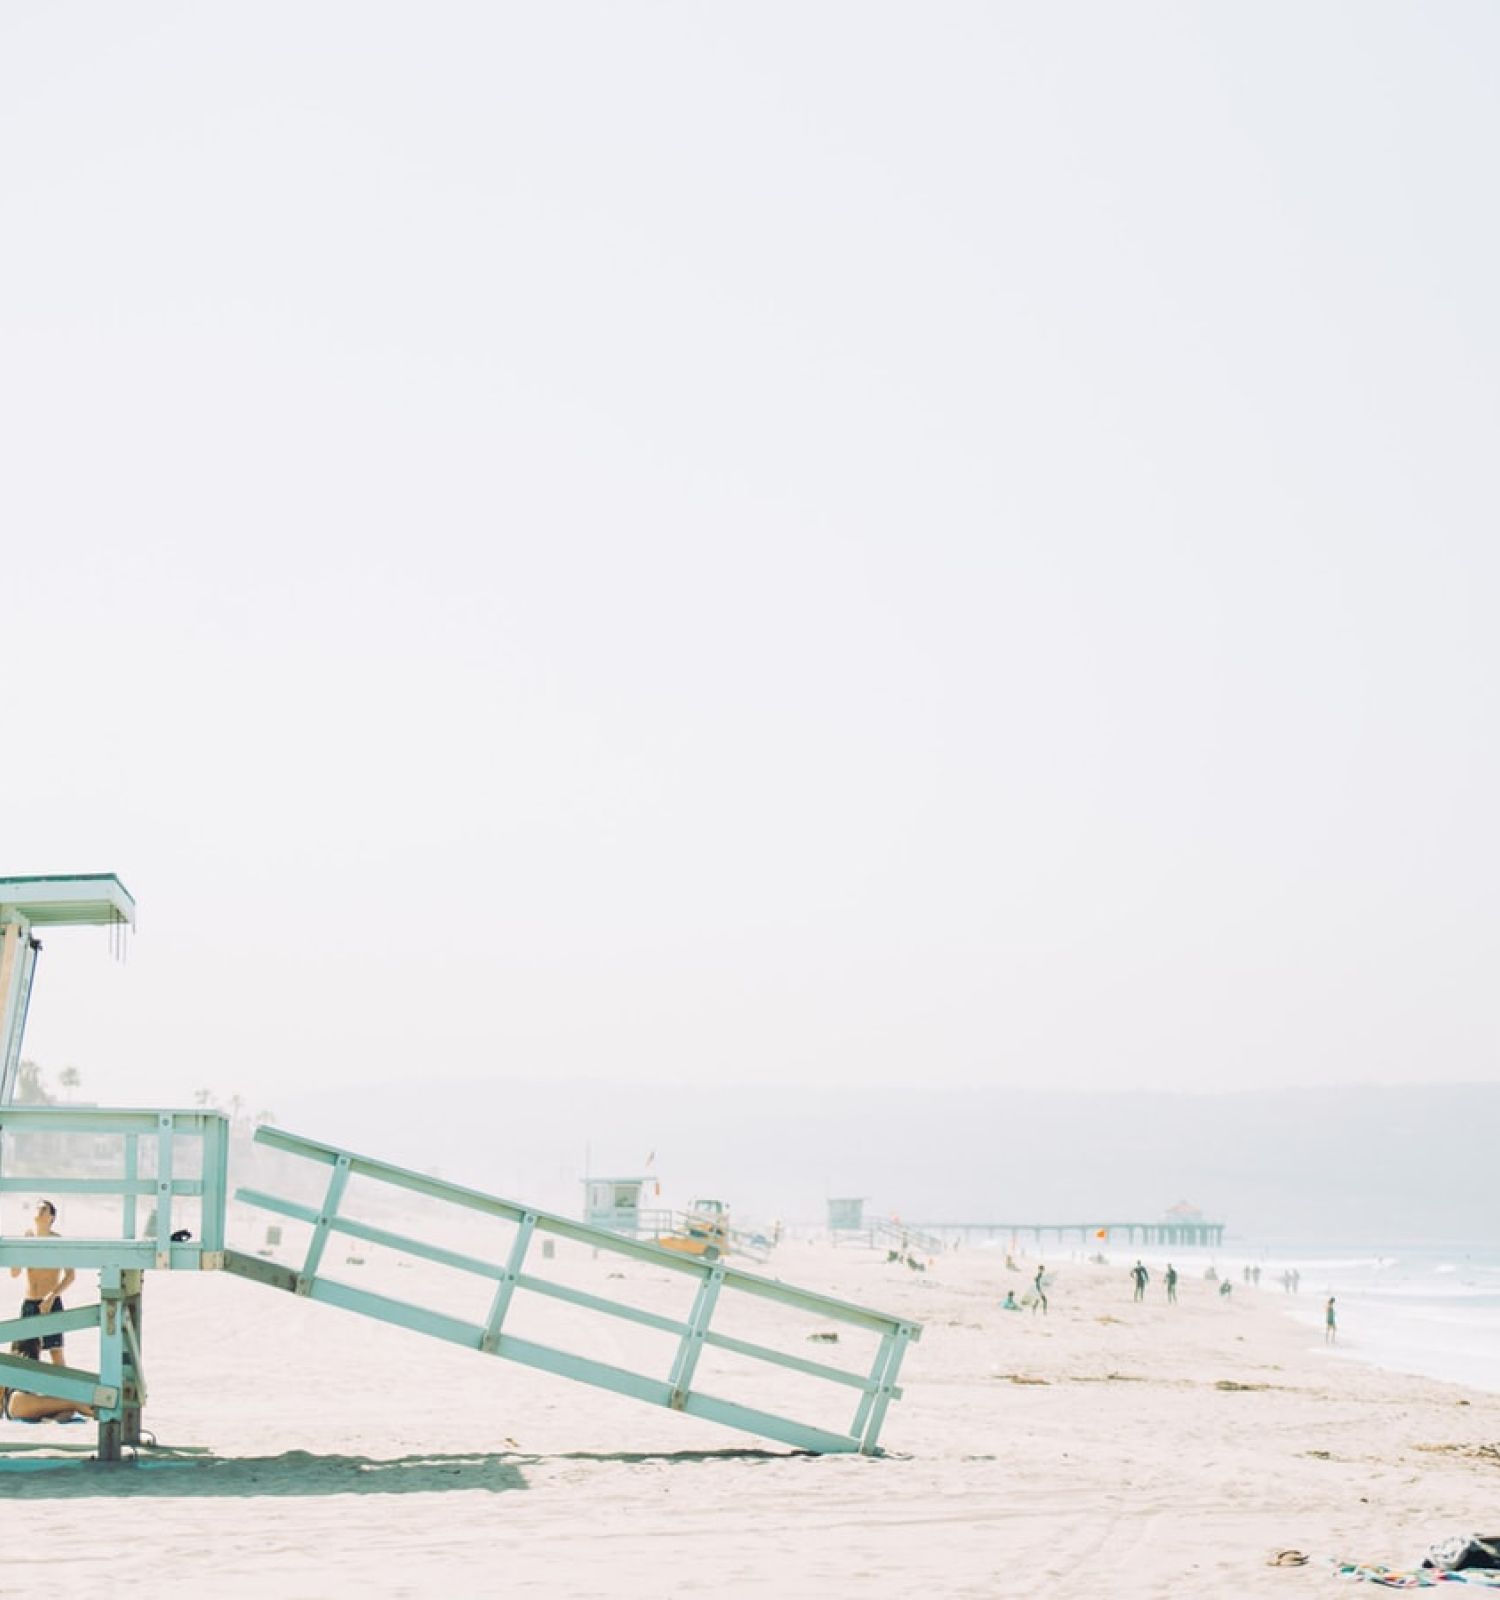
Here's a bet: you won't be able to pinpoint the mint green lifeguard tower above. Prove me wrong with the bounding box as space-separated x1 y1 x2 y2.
1 874 920 1463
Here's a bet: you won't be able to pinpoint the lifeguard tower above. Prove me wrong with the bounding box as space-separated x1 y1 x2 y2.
827 1197 865 1237
582 1175 667 1238
1 873 921 1463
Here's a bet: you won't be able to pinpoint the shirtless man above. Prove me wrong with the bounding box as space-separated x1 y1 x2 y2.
8 1200 75 1365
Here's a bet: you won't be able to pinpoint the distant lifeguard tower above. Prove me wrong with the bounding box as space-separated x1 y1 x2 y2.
827 1197 865 1234
582 1175 663 1237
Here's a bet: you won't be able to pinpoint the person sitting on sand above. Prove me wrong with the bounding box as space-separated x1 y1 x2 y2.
1 1346 94 1423
1001 1289 1020 1311
1218 1278 1233 1298
1325 1296 1337 1344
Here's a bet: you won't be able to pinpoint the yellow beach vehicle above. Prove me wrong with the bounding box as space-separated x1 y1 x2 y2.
657 1198 730 1261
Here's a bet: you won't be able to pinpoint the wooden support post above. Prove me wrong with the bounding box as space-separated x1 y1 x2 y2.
850 1330 894 1442
121 1270 144 1447
97 1266 125 1463
154 1114 175 1269
858 1323 914 1454
667 1265 724 1409
299 1154 351 1292
122 1134 138 1240
200 1113 229 1254
480 1213 536 1353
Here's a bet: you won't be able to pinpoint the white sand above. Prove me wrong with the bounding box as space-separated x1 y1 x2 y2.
3 1236 1498 1598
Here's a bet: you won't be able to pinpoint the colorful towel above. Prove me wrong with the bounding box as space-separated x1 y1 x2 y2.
1335 1563 1500 1588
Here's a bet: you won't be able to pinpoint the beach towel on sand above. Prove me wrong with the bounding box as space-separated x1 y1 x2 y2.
1334 1562 1500 1588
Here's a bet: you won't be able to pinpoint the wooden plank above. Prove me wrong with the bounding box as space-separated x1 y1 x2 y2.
512 1273 688 1337
677 1390 859 1455
306 1278 484 1350
235 1190 509 1281
0 1177 200 1197
716 1270 917 1338
235 1188 319 1225
0 1108 219 1135
488 1332 679 1409
0 1304 100 1343
701 1329 886 1393
0 1240 215 1272
323 1215 506 1281
0 1351 117 1410
221 1249 298 1291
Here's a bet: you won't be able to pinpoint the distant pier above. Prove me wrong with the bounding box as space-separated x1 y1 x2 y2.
910 1219 1226 1249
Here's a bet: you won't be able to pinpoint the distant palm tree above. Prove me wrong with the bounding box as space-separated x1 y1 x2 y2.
58 1065 81 1100
14 1060 50 1105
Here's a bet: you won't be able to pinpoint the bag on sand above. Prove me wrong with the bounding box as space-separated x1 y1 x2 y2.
1424 1535 1500 1572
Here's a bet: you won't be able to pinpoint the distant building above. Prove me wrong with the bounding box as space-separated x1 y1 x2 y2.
1163 1199 1204 1224
583 1176 656 1236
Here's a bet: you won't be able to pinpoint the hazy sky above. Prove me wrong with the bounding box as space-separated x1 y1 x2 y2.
4 3 1497 1108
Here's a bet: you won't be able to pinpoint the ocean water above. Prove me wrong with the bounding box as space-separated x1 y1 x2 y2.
1263 1245 1500 1395
1132 1240 1500 1395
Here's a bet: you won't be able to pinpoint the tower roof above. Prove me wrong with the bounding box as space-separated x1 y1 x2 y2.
0 874 136 927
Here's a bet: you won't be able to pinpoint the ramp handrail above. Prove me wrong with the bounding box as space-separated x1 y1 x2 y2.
232 1125 920 1454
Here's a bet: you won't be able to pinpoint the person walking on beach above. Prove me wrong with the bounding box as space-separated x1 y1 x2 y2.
1131 1260 1149 1302
1164 1263 1178 1304
1032 1265 1048 1315
1325 1296 1337 1344
8 1200 75 1366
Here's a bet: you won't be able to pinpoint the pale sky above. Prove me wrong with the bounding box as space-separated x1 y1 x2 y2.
4 3 1497 1108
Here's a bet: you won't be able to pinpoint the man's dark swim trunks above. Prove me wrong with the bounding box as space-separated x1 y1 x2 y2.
17 1297 65 1359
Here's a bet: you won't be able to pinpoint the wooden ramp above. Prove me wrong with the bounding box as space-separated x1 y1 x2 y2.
1 1109 920 1460
229 1125 920 1455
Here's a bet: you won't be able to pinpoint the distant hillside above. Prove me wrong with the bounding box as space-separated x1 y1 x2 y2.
274 1079 1500 1246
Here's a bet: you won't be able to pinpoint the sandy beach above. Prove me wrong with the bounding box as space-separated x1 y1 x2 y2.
3 1233 1498 1598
